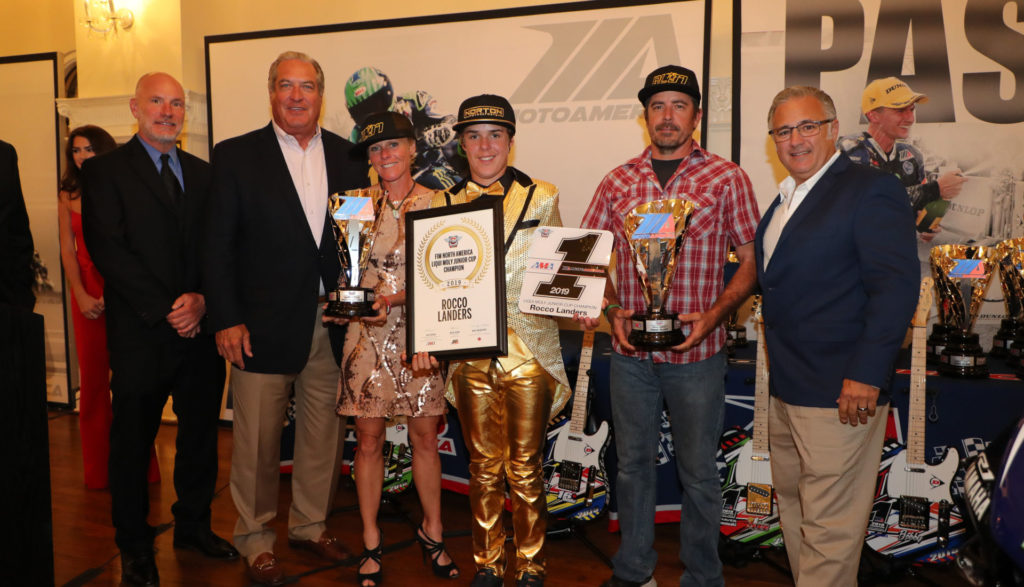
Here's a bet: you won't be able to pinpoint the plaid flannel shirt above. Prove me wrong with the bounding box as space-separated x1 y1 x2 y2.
581 143 760 363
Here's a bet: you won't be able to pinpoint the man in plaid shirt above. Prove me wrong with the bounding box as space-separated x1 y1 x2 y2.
581 65 760 587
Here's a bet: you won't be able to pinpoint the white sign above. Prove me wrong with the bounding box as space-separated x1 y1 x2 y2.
519 227 613 319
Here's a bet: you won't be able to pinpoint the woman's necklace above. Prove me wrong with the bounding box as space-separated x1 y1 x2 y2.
383 184 416 219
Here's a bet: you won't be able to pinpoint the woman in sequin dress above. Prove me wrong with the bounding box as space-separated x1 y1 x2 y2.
325 112 458 587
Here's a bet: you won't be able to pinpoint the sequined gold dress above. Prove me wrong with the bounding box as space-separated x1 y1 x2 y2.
336 186 446 418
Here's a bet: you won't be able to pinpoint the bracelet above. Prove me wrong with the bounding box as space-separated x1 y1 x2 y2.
604 303 622 319
381 295 392 315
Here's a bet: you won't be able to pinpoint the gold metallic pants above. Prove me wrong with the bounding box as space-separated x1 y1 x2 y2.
452 358 556 577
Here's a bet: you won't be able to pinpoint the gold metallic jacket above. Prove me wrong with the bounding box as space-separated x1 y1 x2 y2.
430 170 570 417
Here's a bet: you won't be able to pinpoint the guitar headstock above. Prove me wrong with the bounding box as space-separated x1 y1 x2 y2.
913 277 933 327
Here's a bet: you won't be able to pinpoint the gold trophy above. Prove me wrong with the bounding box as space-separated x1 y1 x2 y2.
993 238 1024 364
929 244 998 377
623 199 698 350
325 189 384 318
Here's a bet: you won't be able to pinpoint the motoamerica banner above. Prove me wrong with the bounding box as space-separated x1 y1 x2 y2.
739 0 1024 346
207 0 708 229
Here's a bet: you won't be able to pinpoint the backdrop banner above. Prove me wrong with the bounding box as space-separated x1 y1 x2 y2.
206 0 708 229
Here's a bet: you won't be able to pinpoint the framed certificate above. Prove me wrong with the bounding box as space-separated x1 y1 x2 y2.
405 198 507 361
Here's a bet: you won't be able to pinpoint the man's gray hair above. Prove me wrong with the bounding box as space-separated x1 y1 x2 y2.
767 86 837 126
267 51 325 95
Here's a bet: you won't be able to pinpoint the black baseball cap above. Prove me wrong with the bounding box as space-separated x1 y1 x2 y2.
453 94 516 136
637 65 701 107
353 111 415 156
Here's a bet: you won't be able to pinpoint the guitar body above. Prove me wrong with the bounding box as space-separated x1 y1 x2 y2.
885 445 958 504
865 441 966 562
719 427 783 548
733 440 772 488
543 418 610 522
351 421 413 495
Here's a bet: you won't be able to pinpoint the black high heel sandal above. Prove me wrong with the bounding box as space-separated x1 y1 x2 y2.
357 529 383 587
415 524 460 579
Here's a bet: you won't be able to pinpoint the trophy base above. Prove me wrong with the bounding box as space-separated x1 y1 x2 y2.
1008 338 1023 369
938 332 988 378
628 313 684 351
325 287 377 318
726 326 749 349
926 324 954 365
991 318 1024 358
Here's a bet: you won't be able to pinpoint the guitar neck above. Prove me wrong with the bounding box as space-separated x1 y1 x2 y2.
752 307 769 454
569 330 596 436
907 323 927 466
907 277 933 467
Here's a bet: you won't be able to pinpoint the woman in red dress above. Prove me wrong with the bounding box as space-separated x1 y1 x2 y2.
58 125 160 489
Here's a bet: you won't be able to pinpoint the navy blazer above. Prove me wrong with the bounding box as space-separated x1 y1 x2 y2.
203 124 368 374
82 136 212 349
754 153 919 408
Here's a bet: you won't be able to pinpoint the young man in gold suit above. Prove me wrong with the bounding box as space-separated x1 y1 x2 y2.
427 94 570 587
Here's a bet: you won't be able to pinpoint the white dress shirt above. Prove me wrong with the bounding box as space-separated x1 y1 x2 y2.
273 121 329 293
762 150 842 269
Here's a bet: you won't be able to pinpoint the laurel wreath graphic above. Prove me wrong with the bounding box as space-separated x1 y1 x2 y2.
416 217 492 291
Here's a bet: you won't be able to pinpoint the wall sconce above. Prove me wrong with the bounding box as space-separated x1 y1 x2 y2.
81 0 135 36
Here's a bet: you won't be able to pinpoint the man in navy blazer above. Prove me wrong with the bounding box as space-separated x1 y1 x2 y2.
83 72 237 586
204 51 368 586
754 86 918 585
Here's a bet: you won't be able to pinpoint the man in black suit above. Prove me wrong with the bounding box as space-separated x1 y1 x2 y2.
82 72 238 586
754 86 918 585
0 139 35 311
204 51 368 586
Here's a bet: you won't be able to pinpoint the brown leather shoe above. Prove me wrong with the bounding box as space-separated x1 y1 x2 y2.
247 552 285 586
288 532 349 562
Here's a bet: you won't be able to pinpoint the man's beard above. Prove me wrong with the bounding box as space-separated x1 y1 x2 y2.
652 126 689 154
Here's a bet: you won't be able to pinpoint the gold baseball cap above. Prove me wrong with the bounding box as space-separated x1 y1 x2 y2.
861 77 929 114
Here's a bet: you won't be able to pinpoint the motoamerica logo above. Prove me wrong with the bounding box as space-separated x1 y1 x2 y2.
510 15 681 124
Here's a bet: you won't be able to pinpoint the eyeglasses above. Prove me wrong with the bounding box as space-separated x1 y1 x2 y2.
768 119 834 142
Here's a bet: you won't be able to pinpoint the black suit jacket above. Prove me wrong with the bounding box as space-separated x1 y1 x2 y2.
81 135 212 350
0 140 36 311
754 153 919 408
204 124 368 373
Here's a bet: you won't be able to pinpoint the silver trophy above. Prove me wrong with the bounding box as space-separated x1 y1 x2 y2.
930 244 998 377
325 189 385 318
623 199 698 350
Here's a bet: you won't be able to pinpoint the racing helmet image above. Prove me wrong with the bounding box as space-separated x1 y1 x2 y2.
345 67 394 123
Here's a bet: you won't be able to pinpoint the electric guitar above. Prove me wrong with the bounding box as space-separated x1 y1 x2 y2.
351 421 414 495
865 277 965 562
720 298 783 547
542 330 610 521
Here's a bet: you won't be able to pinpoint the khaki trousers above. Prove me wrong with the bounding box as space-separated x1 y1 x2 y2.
452 358 556 577
769 396 888 587
229 306 344 558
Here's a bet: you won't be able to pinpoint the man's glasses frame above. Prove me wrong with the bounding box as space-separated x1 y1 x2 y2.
768 118 834 142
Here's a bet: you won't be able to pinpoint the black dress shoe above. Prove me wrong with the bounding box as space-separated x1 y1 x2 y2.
173 529 240 560
121 551 159 586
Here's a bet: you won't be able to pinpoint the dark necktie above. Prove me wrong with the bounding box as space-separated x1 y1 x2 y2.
160 153 183 206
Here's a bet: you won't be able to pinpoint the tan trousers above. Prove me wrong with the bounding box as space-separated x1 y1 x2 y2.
769 396 888 587
452 358 556 577
229 306 344 559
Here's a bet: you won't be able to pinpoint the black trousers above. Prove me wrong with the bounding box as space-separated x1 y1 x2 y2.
108 335 225 554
